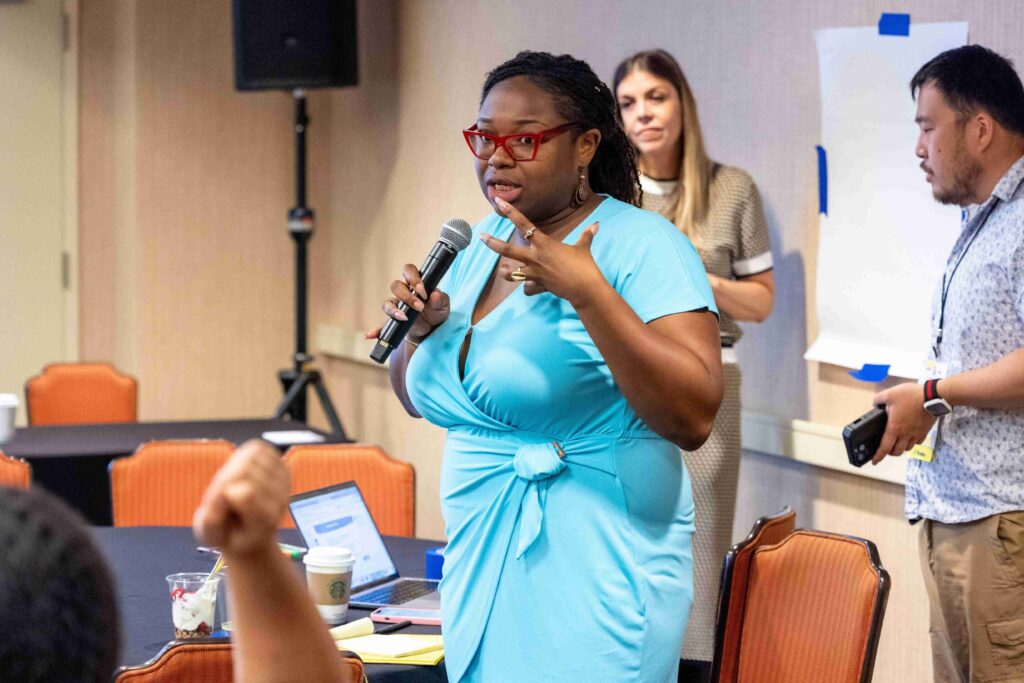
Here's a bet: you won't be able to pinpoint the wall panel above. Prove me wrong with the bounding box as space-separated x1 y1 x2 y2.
80 0 332 420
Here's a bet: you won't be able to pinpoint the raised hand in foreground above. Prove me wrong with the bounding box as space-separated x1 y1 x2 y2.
194 440 350 683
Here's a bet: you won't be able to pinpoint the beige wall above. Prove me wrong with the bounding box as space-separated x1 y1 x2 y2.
76 2 1024 681
80 0 333 421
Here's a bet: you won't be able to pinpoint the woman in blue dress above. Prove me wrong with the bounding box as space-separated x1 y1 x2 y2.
371 52 723 682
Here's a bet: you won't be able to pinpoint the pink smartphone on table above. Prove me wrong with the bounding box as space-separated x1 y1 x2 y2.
370 607 442 626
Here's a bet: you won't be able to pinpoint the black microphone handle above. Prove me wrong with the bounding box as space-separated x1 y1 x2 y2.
370 242 457 364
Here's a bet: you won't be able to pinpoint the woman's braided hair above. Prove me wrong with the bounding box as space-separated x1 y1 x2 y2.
481 51 641 207
0 486 121 682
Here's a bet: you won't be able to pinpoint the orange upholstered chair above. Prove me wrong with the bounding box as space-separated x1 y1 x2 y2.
25 362 137 426
115 639 233 682
0 451 31 489
712 506 796 683
109 440 234 527
114 638 365 682
718 528 890 683
282 444 415 536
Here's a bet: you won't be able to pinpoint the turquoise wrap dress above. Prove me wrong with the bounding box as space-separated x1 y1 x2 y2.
405 197 717 682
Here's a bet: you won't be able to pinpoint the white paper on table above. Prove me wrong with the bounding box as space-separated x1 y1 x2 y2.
260 430 326 446
805 21 968 379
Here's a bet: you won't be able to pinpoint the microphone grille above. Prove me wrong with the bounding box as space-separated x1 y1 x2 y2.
439 218 473 252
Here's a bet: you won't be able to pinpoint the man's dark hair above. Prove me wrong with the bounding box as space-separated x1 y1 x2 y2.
0 486 121 682
911 44 1024 135
481 51 641 206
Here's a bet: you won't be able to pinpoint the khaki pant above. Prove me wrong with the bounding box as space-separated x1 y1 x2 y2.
919 512 1024 682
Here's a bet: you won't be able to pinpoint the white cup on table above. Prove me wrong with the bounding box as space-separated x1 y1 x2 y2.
303 546 355 624
0 394 18 444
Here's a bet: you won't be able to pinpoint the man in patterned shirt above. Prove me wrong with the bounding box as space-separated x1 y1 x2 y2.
871 45 1024 682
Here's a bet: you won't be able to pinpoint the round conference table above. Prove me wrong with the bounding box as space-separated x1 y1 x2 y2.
89 526 447 682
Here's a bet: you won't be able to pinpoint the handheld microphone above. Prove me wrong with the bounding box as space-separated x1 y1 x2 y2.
370 218 473 364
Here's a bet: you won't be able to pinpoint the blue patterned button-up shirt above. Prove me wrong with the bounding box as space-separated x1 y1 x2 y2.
905 155 1024 523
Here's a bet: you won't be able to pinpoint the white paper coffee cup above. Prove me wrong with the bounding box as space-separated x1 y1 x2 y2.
0 394 18 445
303 546 355 624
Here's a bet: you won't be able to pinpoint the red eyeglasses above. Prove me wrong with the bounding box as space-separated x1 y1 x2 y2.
462 123 581 161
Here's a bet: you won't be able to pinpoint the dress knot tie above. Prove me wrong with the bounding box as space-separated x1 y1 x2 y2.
512 442 566 558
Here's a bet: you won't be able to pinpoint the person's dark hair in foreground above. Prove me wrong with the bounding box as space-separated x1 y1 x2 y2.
911 44 1024 136
481 51 642 207
0 486 120 682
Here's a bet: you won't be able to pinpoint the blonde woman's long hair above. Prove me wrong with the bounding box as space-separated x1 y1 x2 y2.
613 49 714 242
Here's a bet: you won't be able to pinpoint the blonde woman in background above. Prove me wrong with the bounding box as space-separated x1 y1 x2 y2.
614 49 775 683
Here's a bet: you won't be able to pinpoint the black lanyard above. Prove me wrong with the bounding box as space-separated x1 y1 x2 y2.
933 198 1000 357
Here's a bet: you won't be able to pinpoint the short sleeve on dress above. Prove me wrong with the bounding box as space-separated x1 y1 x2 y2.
730 173 773 277
613 217 718 324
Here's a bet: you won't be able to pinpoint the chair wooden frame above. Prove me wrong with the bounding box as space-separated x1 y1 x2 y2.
712 506 797 683
852 537 890 683
114 638 233 681
114 637 365 681
0 450 31 489
25 362 137 426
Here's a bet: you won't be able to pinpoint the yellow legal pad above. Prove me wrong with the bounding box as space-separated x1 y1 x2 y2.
336 634 444 666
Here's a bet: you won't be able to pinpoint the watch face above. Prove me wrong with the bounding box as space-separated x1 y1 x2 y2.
924 398 951 417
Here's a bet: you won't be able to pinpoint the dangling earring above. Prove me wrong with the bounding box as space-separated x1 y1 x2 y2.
572 166 588 208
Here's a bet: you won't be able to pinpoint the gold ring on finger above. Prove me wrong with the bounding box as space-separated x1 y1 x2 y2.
510 267 527 282
523 227 536 240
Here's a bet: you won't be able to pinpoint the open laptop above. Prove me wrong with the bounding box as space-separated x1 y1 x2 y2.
288 481 441 609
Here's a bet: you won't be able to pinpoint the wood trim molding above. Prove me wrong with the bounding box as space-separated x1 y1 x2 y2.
741 412 906 485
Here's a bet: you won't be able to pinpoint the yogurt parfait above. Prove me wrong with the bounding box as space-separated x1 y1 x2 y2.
166 573 218 638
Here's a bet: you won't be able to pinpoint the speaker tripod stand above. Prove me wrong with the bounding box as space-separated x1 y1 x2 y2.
272 89 346 438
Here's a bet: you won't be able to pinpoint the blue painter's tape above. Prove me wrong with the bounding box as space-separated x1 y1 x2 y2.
816 145 828 215
878 13 910 36
849 364 891 382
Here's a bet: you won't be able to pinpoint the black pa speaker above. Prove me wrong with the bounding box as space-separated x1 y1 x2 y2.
232 0 358 91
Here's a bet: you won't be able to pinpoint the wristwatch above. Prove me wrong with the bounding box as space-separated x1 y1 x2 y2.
923 379 952 417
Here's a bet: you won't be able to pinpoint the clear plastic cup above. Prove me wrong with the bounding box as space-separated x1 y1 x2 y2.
166 572 219 638
216 571 232 633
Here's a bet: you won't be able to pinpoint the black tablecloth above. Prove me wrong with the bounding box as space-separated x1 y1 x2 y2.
89 526 447 682
4 419 341 525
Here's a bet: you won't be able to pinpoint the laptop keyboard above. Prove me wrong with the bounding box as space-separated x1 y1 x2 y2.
355 580 438 605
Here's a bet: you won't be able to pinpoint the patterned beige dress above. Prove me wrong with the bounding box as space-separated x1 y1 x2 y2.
640 164 773 664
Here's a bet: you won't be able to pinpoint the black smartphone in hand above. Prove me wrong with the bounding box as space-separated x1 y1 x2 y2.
843 406 888 467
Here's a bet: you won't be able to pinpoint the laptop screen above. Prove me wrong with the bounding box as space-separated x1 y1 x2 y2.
289 481 399 590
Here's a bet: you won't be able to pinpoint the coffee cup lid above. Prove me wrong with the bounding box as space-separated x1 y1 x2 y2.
0 394 18 408
303 546 354 567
